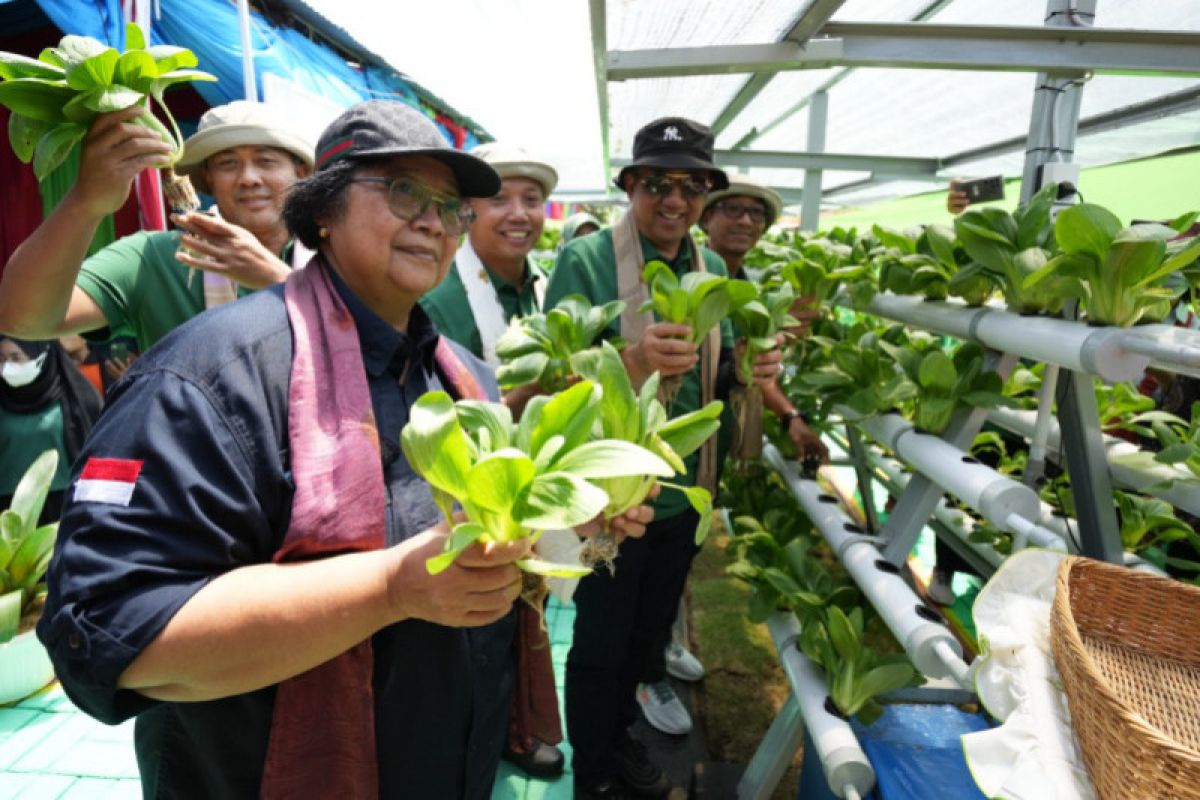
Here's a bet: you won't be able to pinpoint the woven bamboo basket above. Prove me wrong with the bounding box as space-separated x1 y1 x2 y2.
1050 556 1200 799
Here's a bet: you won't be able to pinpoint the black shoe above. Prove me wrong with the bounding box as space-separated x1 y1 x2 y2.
575 778 633 800
615 733 671 797
501 738 565 779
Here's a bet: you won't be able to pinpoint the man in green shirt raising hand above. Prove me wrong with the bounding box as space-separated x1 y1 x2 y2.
0 101 313 352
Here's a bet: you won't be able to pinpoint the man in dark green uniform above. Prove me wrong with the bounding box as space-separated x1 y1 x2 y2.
545 117 784 799
421 143 557 365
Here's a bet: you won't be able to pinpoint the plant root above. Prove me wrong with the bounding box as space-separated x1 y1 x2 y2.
731 383 764 462
580 529 619 576
162 167 200 214
658 374 683 409
520 572 550 632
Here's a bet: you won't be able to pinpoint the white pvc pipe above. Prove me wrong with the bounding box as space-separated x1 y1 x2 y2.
855 413 1041 529
765 447 970 684
1121 325 1200 378
237 0 257 102
768 613 876 799
862 294 1149 383
1024 363 1060 485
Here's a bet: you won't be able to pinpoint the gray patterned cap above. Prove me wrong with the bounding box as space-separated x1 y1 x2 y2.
314 100 499 197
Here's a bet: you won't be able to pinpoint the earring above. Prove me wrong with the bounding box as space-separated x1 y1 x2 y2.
319 226 329 239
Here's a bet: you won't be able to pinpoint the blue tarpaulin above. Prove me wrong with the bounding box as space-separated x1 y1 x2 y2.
0 0 481 148
799 704 992 800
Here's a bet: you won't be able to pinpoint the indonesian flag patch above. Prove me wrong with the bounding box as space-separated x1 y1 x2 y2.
75 458 144 506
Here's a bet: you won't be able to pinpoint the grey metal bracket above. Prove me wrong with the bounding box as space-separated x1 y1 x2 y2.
736 694 806 800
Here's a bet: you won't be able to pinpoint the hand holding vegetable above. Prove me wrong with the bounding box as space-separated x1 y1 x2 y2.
787 294 821 338
385 527 526 628
784 415 829 466
621 321 697 386
70 107 173 217
735 334 784 386
575 489 658 543
171 211 291 289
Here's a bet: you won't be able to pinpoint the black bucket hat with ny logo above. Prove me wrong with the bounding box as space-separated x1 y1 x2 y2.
614 116 729 191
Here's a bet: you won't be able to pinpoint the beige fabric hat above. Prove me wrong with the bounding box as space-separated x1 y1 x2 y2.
469 142 558 196
704 173 784 226
175 101 315 194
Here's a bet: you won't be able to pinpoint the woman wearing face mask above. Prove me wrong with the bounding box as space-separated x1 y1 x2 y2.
0 337 102 524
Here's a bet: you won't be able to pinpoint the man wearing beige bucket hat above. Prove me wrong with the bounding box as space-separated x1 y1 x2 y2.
0 100 313 353
421 142 557 369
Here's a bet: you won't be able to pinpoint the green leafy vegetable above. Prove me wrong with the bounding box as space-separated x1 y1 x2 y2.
495 294 625 392
0 24 214 184
0 450 59 644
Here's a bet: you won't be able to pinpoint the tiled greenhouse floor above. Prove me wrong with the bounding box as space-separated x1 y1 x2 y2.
0 599 581 800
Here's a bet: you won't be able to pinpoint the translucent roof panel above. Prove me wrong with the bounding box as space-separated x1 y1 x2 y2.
606 0 797 50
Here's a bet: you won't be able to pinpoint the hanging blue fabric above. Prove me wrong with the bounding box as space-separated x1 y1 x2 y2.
32 0 124 44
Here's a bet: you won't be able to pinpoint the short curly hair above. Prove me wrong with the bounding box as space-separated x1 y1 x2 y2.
283 157 391 249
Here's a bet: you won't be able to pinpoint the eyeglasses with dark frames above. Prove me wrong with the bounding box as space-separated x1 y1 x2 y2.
713 200 768 225
348 176 475 235
635 172 714 199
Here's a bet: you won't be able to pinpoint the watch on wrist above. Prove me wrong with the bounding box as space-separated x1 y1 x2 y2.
780 410 804 428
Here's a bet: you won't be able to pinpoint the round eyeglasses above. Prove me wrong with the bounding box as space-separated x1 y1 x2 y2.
712 200 768 225
349 176 475 236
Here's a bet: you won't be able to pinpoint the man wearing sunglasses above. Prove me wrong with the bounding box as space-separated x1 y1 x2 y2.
700 175 829 465
0 101 313 354
544 117 784 799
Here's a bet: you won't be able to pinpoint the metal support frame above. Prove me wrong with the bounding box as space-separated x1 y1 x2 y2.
606 23 1200 81
588 0 611 191
1019 0 1096 202
801 91 828 231
737 694 807 800
879 352 1019 564
1054 369 1124 563
711 0 848 136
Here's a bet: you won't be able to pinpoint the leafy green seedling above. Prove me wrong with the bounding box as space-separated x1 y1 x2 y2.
570 342 724 567
0 450 59 644
400 380 674 588
495 294 624 392
0 23 214 196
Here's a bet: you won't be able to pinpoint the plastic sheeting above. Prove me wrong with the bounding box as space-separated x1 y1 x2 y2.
19 0 481 150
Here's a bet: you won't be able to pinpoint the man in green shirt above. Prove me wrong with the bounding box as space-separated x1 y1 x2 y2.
700 174 828 464
547 117 784 800
0 101 313 352
420 143 557 366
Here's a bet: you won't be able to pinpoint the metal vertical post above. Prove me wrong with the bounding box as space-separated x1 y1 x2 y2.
800 91 828 231
1019 0 1095 202
237 0 257 102
1055 369 1124 563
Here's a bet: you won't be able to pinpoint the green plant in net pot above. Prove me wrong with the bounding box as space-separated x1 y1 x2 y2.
0 450 59 644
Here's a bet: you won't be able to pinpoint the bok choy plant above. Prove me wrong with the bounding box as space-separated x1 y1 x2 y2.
495 294 625 392
727 279 797 460
0 23 214 209
0 450 58 643
881 341 1016 435
1024 204 1200 327
639 260 753 404
569 342 724 569
400 380 675 603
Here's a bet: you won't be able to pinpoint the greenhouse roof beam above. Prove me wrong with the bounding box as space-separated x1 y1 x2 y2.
943 84 1200 168
613 150 939 177
709 0 848 136
729 0 956 150
607 23 1200 80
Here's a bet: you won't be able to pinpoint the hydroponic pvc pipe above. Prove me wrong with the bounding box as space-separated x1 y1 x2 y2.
855 413 1042 529
767 613 875 800
765 446 970 683
987 406 1200 517
863 294 1149 383
1121 324 1200 380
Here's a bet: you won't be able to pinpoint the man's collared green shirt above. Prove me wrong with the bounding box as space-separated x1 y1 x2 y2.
76 230 293 352
421 257 545 359
545 227 733 520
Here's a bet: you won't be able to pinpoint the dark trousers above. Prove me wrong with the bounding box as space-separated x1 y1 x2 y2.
565 508 700 785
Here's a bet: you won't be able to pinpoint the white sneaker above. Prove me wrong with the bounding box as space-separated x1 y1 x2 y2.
927 567 955 606
665 642 705 682
636 680 692 735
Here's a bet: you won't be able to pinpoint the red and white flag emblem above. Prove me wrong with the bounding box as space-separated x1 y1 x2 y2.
75 458 144 506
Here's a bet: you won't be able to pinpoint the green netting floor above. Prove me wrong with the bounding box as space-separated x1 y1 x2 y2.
0 597 580 799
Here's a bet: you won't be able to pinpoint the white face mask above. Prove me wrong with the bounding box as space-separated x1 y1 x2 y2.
1 352 47 388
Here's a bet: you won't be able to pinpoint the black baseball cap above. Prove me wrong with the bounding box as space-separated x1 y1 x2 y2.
314 100 500 197
615 117 729 192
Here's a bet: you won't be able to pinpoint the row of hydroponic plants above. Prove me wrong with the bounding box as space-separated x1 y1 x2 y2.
696 186 1200 726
